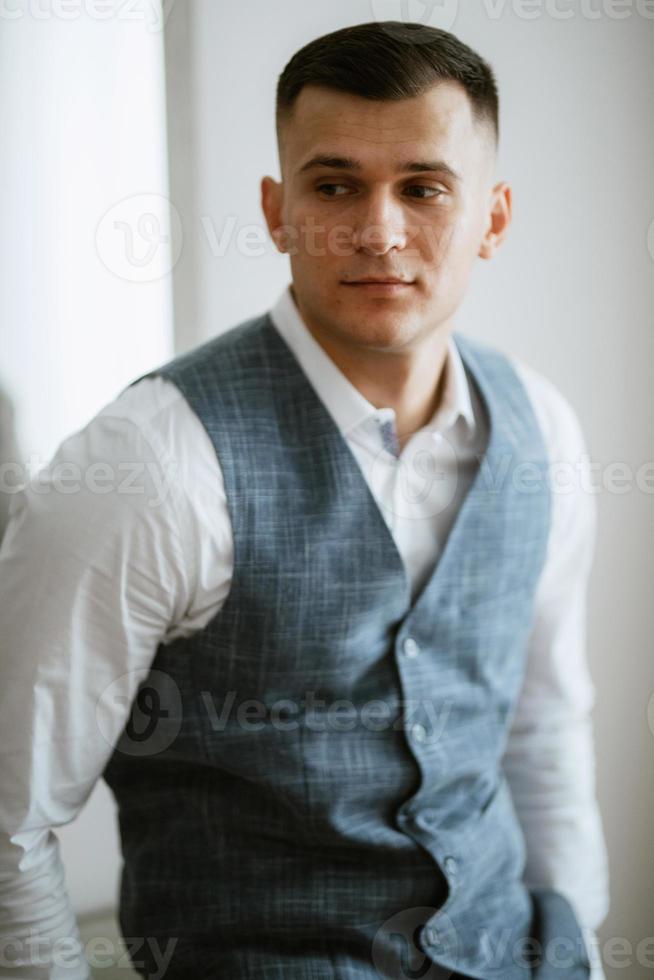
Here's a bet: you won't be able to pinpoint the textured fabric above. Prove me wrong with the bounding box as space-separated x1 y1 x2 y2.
101 311 590 979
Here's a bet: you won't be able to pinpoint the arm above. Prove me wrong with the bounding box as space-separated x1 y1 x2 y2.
0 383 195 978
502 372 610 980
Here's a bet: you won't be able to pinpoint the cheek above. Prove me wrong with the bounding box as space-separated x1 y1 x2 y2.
415 204 481 268
412 214 458 266
286 206 345 263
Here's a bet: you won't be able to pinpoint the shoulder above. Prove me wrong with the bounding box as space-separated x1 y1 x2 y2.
504 352 589 467
91 373 225 514
144 312 273 386
454 331 589 464
19 373 220 532
40 375 198 496
97 373 194 450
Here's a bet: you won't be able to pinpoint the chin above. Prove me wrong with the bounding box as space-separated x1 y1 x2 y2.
333 315 414 349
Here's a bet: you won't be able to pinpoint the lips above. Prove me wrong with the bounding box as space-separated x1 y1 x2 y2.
341 280 414 297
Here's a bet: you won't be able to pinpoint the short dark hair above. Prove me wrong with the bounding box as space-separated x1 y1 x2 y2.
276 21 499 158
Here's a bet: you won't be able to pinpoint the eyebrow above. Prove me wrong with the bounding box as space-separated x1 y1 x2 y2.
296 154 461 182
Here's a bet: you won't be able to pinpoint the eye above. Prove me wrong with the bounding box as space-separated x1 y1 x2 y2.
405 185 445 199
316 183 350 197
315 183 445 200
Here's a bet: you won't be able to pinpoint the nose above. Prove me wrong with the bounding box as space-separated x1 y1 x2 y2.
351 188 409 256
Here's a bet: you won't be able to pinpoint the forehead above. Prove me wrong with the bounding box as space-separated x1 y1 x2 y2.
284 81 484 177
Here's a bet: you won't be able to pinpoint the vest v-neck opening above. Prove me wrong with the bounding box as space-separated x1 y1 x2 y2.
264 316 497 620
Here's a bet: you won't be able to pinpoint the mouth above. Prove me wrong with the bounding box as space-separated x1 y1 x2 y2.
341 278 415 295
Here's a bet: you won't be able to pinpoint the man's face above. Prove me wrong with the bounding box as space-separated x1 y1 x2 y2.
262 81 506 353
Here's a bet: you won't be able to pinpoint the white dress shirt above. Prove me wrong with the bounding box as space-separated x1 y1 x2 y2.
0 283 609 979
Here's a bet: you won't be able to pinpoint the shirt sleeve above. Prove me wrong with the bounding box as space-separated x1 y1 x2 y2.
501 366 610 980
0 386 196 978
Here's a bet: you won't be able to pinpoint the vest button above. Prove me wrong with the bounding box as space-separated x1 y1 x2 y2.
402 636 420 658
410 722 427 743
443 855 458 875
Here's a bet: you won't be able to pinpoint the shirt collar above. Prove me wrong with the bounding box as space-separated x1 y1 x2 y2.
268 282 476 444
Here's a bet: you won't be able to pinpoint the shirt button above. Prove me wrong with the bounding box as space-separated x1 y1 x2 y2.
415 808 438 829
443 855 458 875
402 636 420 658
410 723 428 743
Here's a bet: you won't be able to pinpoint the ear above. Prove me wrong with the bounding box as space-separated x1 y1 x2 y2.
261 176 287 253
478 181 512 260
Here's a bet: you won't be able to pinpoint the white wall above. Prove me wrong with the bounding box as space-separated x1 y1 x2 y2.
165 2 654 978
0 3 174 917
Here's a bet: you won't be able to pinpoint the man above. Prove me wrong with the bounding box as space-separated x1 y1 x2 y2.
0 21 609 980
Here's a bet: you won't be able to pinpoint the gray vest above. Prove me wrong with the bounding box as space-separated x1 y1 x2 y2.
102 312 591 979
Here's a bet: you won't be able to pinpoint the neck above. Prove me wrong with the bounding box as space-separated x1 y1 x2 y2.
291 289 451 448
